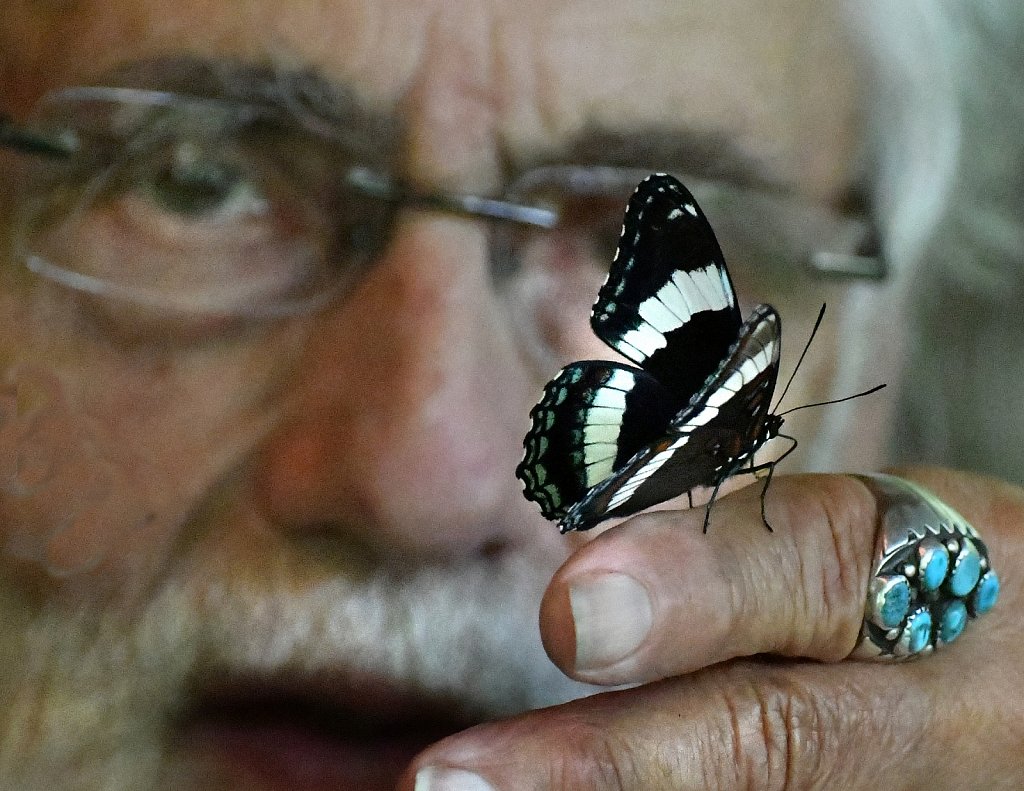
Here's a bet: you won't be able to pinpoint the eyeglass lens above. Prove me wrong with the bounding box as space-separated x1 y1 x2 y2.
9 88 882 347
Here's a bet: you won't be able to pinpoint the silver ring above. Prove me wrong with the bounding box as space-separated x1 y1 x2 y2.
851 474 1000 660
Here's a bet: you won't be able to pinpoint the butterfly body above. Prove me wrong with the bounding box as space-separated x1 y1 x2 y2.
516 173 790 533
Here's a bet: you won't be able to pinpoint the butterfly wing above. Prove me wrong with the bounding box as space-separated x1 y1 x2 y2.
591 173 743 398
560 305 781 532
516 361 679 522
671 304 781 450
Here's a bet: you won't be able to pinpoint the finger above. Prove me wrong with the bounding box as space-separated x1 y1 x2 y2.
538 473 879 684
399 470 1024 791
887 465 1024 557
399 658 1000 791
539 468 1019 685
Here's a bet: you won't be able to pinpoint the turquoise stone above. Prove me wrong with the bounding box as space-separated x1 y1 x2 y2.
938 600 968 643
949 539 982 597
972 571 1000 614
901 608 933 655
917 537 949 591
871 575 911 629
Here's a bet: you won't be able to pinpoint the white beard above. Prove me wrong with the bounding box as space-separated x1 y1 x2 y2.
0 535 593 791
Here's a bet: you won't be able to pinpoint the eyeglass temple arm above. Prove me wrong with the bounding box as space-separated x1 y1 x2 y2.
0 113 78 158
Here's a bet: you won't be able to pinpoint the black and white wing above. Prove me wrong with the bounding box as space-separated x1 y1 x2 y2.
559 305 781 532
518 173 780 532
516 361 678 522
591 173 742 398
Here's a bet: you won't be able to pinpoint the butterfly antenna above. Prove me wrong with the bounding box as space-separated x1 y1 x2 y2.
771 302 827 413
777 383 887 417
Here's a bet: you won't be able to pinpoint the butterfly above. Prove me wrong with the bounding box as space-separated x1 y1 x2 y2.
516 173 798 534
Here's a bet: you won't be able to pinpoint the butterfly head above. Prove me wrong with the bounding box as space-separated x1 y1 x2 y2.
761 413 784 444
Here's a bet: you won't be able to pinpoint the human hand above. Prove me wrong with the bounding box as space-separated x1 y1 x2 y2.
400 468 1024 790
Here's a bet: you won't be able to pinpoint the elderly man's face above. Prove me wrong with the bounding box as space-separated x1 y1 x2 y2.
0 1 870 789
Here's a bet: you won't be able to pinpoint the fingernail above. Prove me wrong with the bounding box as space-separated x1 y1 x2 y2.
415 766 498 791
570 571 653 671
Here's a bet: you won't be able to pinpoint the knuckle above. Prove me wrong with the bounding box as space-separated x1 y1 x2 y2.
790 476 877 658
541 710 641 791
700 675 845 791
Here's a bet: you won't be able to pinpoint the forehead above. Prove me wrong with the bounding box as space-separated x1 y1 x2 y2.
2 0 861 197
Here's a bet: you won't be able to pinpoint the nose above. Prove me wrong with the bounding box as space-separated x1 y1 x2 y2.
254 215 545 557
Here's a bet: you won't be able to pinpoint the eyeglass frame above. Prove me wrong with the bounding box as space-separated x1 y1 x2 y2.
0 85 886 321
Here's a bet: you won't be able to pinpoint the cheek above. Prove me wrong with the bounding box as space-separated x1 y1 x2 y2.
0 364 156 585
502 234 619 373
0 304 304 597
530 270 608 363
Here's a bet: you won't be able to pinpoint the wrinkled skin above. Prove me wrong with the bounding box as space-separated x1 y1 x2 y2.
0 1 1021 790
405 468 1024 789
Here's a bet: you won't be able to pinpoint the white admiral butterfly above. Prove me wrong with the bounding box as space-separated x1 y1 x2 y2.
517 173 800 533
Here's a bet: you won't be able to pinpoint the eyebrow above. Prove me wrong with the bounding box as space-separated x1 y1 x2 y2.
48 56 799 202
94 56 405 169
509 124 791 202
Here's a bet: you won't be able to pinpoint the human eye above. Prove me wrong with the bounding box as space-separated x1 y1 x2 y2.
16 95 393 342
496 166 878 365
143 140 265 221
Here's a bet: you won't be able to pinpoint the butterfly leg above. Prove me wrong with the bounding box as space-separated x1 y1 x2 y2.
746 433 799 531
729 454 771 482
702 433 800 533
732 458 778 531
757 462 777 532
687 490 694 509
702 477 727 534
772 432 799 465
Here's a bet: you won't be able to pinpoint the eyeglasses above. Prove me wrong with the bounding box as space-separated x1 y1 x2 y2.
0 86 884 331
